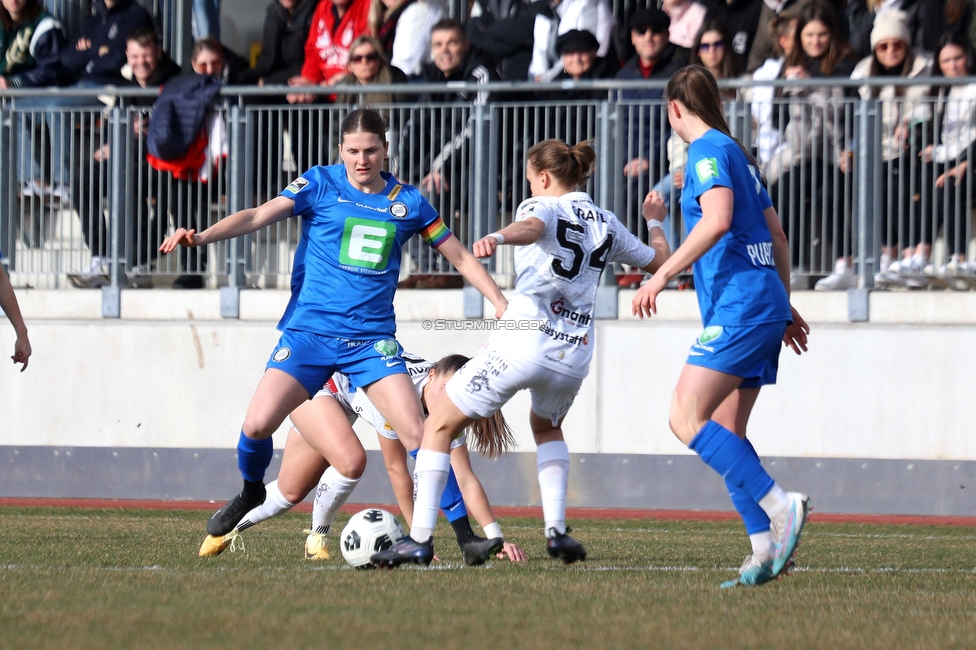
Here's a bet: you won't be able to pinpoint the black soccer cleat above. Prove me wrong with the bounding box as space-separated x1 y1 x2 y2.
370 536 434 568
206 480 266 536
546 527 587 565
460 535 504 566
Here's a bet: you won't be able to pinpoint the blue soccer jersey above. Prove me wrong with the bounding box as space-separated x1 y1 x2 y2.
681 129 791 327
276 165 447 338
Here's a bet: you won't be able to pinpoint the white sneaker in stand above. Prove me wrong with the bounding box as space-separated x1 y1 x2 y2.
70 256 109 289
814 259 856 291
877 254 930 288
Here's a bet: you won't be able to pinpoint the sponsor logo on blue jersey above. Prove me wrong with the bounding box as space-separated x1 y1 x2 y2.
339 218 396 271
285 177 309 193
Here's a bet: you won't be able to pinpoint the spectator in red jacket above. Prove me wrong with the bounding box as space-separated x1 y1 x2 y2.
287 0 371 103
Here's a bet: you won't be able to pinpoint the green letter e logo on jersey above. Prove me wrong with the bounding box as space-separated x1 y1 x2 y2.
695 157 719 184
340 218 396 270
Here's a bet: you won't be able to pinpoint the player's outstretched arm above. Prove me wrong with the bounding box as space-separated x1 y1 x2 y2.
449 445 526 562
435 235 508 318
159 196 296 253
0 267 30 370
471 217 546 259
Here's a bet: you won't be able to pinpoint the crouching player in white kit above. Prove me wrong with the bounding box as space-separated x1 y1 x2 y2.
199 352 525 565
372 139 671 566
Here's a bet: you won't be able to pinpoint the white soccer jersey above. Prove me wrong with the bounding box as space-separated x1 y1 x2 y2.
490 192 655 378
326 353 466 448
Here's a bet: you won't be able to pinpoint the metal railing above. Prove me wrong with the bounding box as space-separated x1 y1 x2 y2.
2 78 975 305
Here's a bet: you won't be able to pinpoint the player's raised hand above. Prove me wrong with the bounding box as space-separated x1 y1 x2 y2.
642 191 667 223
783 305 810 355
159 228 199 253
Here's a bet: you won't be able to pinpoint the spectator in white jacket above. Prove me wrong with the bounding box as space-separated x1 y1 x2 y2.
921 33 976 278
369 0 447 77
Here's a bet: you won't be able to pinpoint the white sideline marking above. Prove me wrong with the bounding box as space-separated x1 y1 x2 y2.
3 563 975 575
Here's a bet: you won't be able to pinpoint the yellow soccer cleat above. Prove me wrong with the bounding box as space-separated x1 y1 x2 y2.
198 529 243 557
304 530 330 560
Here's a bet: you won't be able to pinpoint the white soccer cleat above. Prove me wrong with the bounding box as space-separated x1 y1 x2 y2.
770 493 810 577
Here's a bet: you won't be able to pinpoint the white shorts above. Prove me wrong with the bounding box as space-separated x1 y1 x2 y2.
445 342 582 427
312 373 466 449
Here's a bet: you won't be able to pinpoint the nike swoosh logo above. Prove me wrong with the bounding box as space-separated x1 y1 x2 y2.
386 361 400 367
688 351 704 356
337 197 353 203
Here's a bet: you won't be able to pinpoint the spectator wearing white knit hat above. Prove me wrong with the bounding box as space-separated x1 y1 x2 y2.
849 9 934 287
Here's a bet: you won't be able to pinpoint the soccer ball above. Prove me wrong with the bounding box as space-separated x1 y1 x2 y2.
340 508 405 569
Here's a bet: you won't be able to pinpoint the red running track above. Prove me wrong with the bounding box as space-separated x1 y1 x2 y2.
2 498 975 527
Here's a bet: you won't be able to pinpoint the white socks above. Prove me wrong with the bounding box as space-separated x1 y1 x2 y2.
311 467 361 535
411 450 451 543
750 531 775 563
537 440 570 537
758 485 791 525
237 480 295 532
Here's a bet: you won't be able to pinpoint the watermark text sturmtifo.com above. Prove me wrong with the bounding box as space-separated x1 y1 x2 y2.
421 319 544 331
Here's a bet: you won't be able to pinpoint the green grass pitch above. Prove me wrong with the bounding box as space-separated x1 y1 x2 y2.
2 506 975 649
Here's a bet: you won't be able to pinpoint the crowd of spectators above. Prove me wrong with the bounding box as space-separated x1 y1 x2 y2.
4 0 976 289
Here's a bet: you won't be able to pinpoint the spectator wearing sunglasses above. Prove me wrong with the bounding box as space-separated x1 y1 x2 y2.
850 9 934 287
703 0 764 72
689 19 741 88
333 35 408 104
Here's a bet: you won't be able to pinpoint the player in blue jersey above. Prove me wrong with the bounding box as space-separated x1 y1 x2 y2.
371 139 672 568
631 66 811 588
159 108 508 539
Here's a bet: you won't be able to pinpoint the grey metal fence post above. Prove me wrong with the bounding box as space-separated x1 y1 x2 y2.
464 102 488 319
595 95 618 319
222 102 247 319
850 97 878 322
102 105 126 318
172 0 194 69
0 100 14 273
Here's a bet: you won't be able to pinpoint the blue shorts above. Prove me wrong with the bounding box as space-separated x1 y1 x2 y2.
266 329 408 398
685 321 786 388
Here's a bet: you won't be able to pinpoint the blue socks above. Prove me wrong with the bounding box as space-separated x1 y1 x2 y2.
690 420 775 505
409 448 468 522
237 431 273 483
726 438 771 535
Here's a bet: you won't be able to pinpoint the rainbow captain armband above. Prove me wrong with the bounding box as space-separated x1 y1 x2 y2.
420 217 451 248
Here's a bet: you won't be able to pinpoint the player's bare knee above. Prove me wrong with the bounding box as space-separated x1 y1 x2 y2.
669 391 703 446
241 418 275 441
278 483 306 503
335 449 367 479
